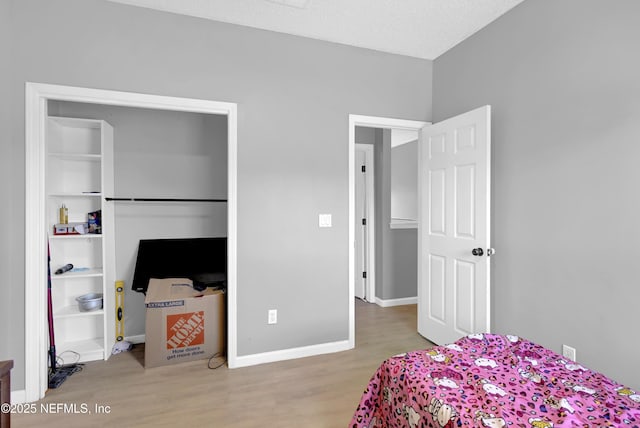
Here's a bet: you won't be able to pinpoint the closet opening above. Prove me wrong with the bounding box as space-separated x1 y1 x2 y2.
25 83 238 402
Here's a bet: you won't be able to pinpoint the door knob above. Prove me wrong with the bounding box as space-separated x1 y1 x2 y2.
471 248 495 257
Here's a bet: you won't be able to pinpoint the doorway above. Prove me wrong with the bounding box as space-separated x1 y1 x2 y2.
24 83 238 401
348 115 429 347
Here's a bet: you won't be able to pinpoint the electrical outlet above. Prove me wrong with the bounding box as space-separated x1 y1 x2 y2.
562 344 576 361
268 309 277 325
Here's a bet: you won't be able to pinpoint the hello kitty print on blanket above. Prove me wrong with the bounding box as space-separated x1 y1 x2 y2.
350 334 640 427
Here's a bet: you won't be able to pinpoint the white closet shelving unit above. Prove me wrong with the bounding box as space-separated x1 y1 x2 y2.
46 116 116 365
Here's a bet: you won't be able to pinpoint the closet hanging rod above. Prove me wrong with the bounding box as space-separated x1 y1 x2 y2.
105 197 227 203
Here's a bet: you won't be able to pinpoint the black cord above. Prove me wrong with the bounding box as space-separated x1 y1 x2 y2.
49 363 85 375
207 352 226 370
67 364 84 374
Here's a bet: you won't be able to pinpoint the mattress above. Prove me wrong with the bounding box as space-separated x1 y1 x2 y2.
351 334 640 427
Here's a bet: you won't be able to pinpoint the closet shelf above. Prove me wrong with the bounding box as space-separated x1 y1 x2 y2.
49 234 103 240
51 268 103 279
55 305 104 318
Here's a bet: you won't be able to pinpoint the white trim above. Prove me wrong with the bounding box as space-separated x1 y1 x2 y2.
25 82 238 400
350 115 429 131
355 144 375 303
233 340 351 368
390 219 418 229
375 296 418 307
348 115 428 349
24 84 48 403
226 108 239 368
348 119 356 350
11 389 26 405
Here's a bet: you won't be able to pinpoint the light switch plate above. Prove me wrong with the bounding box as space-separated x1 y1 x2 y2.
319 214 332 228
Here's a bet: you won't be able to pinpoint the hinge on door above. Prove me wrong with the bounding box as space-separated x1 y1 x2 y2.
362 218 366 226
361 165 366 173
362 271 367 279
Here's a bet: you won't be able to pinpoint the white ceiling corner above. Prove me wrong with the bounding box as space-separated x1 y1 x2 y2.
104 0 526 60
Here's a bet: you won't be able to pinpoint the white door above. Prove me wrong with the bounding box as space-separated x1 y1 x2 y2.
355 148 367 300
418 106 491 345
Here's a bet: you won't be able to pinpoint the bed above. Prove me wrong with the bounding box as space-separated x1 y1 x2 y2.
351 334 640 427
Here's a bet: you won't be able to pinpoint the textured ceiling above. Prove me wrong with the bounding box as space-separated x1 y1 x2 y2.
105 0 526 60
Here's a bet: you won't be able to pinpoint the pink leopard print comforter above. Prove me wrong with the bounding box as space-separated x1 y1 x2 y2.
350 334 640 427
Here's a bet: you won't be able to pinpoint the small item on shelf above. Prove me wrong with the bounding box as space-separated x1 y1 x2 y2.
53 224 68 235
88 210 102 234
59 204 68 224
76 293 103 312
73 223 87 234
54 263 74 275
53 222 89 235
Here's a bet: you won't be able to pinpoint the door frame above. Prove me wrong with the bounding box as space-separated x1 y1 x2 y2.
348 115 428 345
24 82 238 401
354 143 375 301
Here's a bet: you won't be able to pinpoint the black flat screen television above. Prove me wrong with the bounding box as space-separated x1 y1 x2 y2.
131 237 227 293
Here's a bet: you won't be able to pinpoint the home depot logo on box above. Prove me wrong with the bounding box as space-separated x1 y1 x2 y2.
166 311 205 349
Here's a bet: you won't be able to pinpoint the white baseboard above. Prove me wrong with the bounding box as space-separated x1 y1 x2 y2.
231 340 351 368
11 389 26 404
126 335 351 370
375 296 418 307
125 334 146 344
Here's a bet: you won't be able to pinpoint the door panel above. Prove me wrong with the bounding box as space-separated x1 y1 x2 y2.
455 125 476 152
455 164 475 239
429 169 446 235
429 133 446 157
429 254 446 323
454 259 475 332
418 106 491 345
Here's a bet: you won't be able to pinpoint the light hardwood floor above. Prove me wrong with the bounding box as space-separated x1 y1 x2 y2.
14 300 433 428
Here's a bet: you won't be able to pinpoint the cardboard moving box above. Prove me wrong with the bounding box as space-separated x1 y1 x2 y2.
144 278 225 368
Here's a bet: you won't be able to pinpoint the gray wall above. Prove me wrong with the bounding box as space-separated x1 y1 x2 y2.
50 101 228 339
0 0 22 385
388 229 418 300
355 127 376 147
4 0 432 391
357 128 418 301
433 0 640 389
